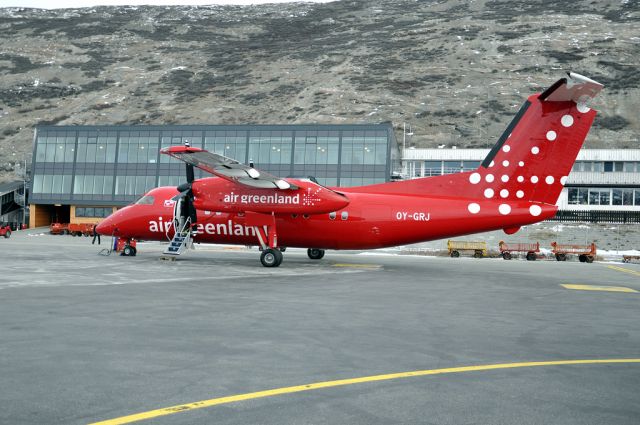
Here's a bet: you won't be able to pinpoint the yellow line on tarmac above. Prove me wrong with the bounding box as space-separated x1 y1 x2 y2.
607 265 640 277
561 284 638 293
89 358 640 425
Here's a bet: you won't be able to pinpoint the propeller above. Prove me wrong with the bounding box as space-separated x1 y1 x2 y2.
171 144 198 227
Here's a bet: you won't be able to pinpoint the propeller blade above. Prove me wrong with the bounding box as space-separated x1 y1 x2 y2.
186 164 195 183
171 189 189 201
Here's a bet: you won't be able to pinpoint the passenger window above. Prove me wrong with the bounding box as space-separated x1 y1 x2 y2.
329 212 336 220
341 211 348 221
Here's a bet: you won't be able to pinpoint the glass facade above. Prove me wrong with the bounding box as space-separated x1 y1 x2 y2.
568 187 640 206
31 124 396 205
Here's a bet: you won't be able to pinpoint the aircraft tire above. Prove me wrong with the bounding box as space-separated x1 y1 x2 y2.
261 248 282 267
307 248 325 260
122 246 135 257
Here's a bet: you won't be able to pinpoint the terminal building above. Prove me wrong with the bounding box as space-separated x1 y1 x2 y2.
28 124 398 228
402 148 640 223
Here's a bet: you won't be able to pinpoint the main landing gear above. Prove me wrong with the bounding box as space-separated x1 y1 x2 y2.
260 248 283 267
307 248 325 260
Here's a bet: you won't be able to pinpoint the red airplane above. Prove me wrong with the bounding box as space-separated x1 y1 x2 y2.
96 73 603 267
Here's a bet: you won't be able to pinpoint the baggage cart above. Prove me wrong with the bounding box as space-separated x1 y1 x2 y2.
499 241 540 261
447 240 487 258
551 242 596 263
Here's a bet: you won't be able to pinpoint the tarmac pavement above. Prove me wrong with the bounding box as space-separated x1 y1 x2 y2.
1 230 639 425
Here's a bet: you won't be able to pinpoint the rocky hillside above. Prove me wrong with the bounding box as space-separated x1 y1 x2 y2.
0 0 638 181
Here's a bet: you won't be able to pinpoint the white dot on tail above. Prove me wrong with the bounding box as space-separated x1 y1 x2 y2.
517 176 524 182
546 176 554 184
500 189 509 198
468 203 480 214
577 103 590 113
546 130 557 141
484 188 494 198
530 205 542 217
489 161 495 167
516 190 524 198
469 172 481 184
561 115 574 127
501 175 509 182
531 176 539 183
499 204 511 215
531 147 540 155
485 174 495 183
518 161 524 167
560 176 567 185
502 160 509 167
502 145 511 153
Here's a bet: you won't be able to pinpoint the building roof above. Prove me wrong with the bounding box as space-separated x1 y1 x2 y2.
0 180 22 196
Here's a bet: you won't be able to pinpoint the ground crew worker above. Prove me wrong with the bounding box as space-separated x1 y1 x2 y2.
92 224 101 245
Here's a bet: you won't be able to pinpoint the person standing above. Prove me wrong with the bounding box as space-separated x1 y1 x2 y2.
92 224 101 245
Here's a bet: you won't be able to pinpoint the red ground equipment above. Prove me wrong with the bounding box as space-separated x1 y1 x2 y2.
551 242 596 263
0 224 11 239
49 223 69 235
68 223 95 237
114 238 137 256
499 241 540 261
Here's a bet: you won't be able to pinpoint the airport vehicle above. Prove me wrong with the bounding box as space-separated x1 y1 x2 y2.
49 222 69 235
551 242 596 263
499 241 540 260
0 223 11 238
447 240 487 258
96 73 603 267
68 223 94 237
622 255 640 264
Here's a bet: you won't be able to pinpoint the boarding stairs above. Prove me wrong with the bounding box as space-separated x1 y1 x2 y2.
163 200 193 256
163 218 193 255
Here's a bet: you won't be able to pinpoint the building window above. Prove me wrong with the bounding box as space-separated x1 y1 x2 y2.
76 207 112 218
341 211 348 220
588 188 610 205
623 162 637 172
568 188 588 205
424 161 441 176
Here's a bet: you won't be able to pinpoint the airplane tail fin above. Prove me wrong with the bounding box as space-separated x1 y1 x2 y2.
470 72 603 205
359 73 603 210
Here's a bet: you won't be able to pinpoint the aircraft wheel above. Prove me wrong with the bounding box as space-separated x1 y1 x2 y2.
450 250 460 258
261 248 282 267
502 252 512 260
526 252 536 261
122 246 135 257
307 248 325 260
278 247 287 252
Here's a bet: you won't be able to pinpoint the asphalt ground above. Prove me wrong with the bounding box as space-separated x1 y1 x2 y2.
1 230 639 425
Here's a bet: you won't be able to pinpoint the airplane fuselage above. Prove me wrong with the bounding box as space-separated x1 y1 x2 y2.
101 184 557 250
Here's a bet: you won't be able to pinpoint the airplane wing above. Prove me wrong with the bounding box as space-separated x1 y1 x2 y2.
161 146 298 190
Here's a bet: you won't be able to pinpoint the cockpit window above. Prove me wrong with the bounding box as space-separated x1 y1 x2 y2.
135 195 155 205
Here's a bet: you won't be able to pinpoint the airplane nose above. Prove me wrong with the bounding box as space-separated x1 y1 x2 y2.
96 216 115 235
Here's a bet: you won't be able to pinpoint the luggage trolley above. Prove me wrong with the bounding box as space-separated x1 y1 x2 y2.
447 240 487 258
550 242 596 263
499 241 540 261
